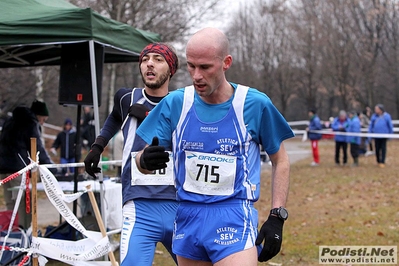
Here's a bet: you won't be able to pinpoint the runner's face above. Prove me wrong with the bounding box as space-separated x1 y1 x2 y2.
186 45 227 98
140 53 170 89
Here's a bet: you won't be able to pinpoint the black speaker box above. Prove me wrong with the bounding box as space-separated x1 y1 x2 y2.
58 42 104 106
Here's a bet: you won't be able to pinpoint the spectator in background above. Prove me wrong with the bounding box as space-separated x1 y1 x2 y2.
332 110 349 166
362 107 374 156
81 106 95 149
358 110 370 155
346 110 361 167
0 100 54 229
306 108 322 166
368 104 394 168
51 118 81 175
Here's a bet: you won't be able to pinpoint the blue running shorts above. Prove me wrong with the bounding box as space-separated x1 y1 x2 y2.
172 199 259 263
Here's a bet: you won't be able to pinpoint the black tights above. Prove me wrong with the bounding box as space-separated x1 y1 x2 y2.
335 141 347 164
374 138 387 163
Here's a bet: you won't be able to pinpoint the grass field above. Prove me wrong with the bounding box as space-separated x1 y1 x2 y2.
1 138 398 265
258 139 399 265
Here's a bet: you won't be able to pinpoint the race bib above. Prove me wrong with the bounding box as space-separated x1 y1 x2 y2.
131 152 174 186
183 151 236 196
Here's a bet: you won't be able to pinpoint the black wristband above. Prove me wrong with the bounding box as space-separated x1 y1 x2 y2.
91 136 108 152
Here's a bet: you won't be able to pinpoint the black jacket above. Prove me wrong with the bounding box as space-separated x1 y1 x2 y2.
0 106 53 173
52 128 81 160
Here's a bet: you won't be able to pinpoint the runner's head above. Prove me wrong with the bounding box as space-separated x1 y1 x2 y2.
185 28 233 100
139 43 178 90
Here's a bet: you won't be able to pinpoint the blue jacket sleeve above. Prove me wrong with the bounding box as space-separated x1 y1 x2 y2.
99 88 132 144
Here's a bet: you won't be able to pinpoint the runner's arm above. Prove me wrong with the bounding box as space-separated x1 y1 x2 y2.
268 142 290 209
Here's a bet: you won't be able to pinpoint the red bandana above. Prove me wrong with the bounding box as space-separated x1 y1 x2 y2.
139 43 178 77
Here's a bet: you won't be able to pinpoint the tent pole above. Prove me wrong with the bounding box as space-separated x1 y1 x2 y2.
30 138 38 266
88 40 107 231
72 105 82 217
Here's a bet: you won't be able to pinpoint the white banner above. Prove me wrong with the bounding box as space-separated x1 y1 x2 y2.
37 165 112 264
32 236 111 265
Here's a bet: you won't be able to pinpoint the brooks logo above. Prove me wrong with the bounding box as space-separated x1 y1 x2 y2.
187 154 197 159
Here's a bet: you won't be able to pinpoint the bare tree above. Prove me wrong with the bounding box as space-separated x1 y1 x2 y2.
70 0 223 116
319 0 360 113
380 0 399 117
349 0 386 108
290 0 325 113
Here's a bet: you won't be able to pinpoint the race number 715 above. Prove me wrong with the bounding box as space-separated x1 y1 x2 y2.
195 164 220 183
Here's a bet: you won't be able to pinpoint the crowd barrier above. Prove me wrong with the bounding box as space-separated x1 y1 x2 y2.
0 156 120 266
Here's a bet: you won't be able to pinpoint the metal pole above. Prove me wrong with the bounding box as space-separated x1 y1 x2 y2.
72 105 82 216
88 40 107 230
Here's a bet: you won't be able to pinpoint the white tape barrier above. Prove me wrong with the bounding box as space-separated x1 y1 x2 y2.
30 165 112 265
309 130 399 139
288 120 399 126
293 129 399 142
41 160 122 169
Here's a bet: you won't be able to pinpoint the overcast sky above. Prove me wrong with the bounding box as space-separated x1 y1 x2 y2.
197 0 245 31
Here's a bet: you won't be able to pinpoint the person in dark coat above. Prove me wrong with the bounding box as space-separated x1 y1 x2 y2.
0 99 54 228
81 106 95 149
51 118 81 175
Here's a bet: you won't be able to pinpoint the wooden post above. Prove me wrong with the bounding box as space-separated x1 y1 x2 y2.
86 185 118 266
30 138 38 266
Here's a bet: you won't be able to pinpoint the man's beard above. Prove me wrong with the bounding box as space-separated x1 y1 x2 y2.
142 70 170 89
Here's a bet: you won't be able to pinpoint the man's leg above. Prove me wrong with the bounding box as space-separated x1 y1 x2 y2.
68 158 76 174
342 142 348 164
120 200 164 266
160 200 178 264
311 140 319 163
380 138 387 164
60 157 68 175
351 144 359 165
177 256 212 266
214 246 258 266
374 139 381 163
335 142 340 164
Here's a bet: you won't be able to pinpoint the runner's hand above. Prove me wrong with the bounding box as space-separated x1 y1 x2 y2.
140 137 169 171
84 145 102 178
255 215 284 262
84 136 107 178
128 103 150 122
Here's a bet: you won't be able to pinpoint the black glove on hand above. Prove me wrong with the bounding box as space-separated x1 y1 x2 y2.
84 136 107 178
128 103 150 122
140 137 169 171
255 214 284 262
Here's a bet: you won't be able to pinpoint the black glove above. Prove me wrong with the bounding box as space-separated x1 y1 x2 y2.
128 103 150 122
255 215 284 262
84 136 107 178
140 137 169 171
